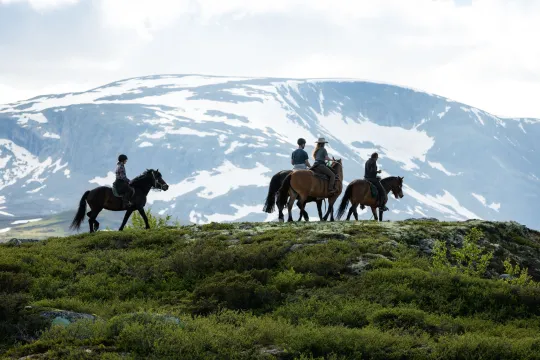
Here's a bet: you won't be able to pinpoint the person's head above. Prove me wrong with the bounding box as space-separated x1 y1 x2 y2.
313 137 328 158
118 154 128 165
297 138 306 149
371 152 378 161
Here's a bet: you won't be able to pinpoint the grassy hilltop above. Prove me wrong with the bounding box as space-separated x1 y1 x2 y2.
2 219 540 359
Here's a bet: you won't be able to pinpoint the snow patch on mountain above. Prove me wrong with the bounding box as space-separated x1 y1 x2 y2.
428 161 461 176
318 112 434 171
148 160 272 204
472 193 501 212
89 172 116 186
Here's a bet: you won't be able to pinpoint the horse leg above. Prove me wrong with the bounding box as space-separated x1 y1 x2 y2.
346 204 357 221
323 197 337 222
353 205 359 221
138 208 151 229
297 197 308 222
296 200 305 221
371 206 378 221
87 207 102 233
316 200 323 221
379 208 384 222
119 209 134 231
286 192 297 222
278 202 284 223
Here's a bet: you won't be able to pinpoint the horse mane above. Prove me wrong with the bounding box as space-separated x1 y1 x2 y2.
130 169 155 187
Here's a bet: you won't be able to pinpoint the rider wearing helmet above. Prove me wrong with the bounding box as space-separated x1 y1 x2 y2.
364 152 388 211
114 154 135 208
291 138 311 170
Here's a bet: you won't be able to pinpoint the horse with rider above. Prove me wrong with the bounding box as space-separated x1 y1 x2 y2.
263 137 404 222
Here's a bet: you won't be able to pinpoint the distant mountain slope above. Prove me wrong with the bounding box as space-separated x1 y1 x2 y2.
1 74 539 232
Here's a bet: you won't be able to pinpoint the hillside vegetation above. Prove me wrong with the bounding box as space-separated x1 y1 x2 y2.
2 219 540 359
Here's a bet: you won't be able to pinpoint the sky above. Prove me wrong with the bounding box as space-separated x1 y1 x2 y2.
0 0 539 118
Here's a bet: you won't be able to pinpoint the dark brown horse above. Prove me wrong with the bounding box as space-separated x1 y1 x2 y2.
262 170 325 222
336 176 404 222
70 169 169 232
277 159 343 222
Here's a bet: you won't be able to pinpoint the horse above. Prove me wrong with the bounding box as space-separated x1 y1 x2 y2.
70 169 169 233
262 170 325 222
336 176 404 222
277 159 343 222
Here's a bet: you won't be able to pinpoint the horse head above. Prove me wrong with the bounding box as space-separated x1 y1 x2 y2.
389 176 404 199
131 169 169 191
149 169 169 191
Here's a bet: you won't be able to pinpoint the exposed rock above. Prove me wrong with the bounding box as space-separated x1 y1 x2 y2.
39 309 96 325
500 274 515 280
418 238 436 254
260 345 287 358
7 238 40 245
349 257 372 274
385 240 400 248
403 218 439 222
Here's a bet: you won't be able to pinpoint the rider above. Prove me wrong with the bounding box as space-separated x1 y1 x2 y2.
291 138 311 170
113 154 135 208
312 137 337 195
364 152 388 211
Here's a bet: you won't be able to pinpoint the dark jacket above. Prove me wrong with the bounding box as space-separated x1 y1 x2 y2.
364 158 378 179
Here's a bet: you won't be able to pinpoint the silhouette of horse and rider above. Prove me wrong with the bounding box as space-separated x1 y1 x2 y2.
70 137 404 233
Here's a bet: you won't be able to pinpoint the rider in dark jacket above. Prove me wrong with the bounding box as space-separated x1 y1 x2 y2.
113 154 135 208
364 152 388 211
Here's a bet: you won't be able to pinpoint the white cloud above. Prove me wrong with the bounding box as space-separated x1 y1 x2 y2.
0 0 78 11
1 0 540 117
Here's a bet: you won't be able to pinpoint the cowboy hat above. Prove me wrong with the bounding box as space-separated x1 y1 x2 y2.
315 137 328 143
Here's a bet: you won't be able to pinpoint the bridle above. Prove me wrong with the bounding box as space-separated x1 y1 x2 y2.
150 170 167 191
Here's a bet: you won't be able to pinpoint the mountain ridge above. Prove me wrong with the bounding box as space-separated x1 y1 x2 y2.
0 74 538 232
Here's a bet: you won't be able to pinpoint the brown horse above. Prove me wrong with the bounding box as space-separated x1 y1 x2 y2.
277 159 343 222
70 169 169 233
262 169 325 222
336 176 404 222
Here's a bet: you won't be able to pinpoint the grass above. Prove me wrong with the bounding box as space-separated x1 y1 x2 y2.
1 220 540 359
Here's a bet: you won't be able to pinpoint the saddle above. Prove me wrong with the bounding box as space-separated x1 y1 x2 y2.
112 180 130 198
363 178 380 198
308 164 338 182
112 186 122 198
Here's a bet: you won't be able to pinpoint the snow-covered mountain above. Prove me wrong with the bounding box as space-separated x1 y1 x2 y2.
1 74 539 231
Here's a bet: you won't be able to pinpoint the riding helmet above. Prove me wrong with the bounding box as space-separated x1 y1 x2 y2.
118 154 128 162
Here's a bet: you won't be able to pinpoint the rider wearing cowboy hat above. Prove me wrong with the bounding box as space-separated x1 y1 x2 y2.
312 137 337 194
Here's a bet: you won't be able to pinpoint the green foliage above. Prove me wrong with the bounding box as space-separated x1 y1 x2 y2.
3 221 540 358
502 259 539 288
432 227 494 277
126 207 176 230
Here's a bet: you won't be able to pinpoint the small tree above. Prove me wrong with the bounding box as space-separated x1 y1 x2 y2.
432 227 493 278
501 259 538 287
126 207 174 230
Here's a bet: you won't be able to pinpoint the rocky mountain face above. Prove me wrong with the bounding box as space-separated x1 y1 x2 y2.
0 74 539 233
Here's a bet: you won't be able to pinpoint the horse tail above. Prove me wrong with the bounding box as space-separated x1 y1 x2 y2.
277 173 292 209
263 172 284 213
70 191 90 230
336 182 353 220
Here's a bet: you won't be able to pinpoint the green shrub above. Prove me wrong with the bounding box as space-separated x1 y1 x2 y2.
432 227 493 278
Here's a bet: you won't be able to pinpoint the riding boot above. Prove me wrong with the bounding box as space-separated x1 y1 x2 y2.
379 194 389 212
123 192 132 208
